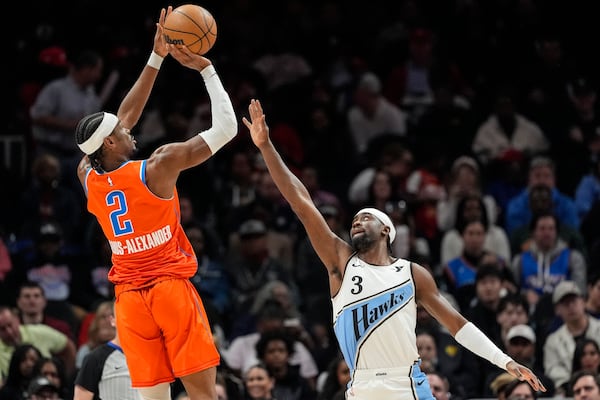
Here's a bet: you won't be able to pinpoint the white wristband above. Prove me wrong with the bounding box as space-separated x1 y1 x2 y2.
455 322 514 370
147 51 164 70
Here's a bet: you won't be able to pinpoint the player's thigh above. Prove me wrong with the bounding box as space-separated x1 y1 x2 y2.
150 279 219 372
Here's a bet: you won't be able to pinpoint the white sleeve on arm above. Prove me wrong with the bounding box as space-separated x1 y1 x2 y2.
198 65 238 154
454 322 513 370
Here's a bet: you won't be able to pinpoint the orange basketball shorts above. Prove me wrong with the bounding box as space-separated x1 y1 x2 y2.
115 278 220 387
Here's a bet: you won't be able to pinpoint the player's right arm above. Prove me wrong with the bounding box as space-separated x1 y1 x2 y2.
116 7 170 130
145 45 237 199
243 99 352 293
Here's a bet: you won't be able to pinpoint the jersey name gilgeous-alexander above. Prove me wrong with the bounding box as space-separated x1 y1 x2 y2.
84 160 197 287
108 225 172 255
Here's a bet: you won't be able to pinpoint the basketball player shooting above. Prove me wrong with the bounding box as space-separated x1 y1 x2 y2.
74 7 237 400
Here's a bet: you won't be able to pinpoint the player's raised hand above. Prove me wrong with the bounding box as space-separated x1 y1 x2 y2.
242 99 270 148
153 7 171 57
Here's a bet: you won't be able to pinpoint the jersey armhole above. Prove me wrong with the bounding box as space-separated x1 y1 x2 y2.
140 159 147 184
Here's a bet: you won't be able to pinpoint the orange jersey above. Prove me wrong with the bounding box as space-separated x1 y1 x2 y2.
84 160 196 287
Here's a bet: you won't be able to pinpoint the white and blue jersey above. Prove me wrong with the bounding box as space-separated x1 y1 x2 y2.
332 255 434 399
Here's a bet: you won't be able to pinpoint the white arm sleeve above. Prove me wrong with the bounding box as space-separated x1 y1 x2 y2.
198 65 238 154
454 322 513 370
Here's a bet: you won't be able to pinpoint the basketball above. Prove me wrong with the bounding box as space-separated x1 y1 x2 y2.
163 4 217 55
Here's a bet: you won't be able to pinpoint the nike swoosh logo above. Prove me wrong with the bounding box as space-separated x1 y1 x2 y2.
115 366 124 370
417 380 425 386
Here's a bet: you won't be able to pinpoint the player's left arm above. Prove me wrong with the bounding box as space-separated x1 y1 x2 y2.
413 263 546 392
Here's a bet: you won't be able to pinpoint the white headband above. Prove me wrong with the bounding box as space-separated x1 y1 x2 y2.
355 207 396 243
78 112 119 155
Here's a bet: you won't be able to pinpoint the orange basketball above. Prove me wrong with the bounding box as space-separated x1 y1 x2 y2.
163 4 217 55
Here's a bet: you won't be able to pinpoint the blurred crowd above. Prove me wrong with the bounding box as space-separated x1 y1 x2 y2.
2 1 600 400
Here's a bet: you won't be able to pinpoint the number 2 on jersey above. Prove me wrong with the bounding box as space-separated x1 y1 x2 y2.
107 190 133 236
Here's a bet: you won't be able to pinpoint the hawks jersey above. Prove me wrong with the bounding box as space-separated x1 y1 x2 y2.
84 160 196 287
332 255 419 375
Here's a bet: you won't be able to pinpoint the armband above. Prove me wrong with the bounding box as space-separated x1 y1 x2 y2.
455 322 513 370
147 51 164 70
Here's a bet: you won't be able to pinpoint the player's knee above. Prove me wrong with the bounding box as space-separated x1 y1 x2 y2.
137 382 171 400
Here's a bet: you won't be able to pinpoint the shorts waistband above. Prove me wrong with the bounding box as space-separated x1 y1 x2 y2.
353 365 416 379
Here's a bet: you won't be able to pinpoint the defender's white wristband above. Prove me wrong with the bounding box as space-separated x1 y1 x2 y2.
147 51 164 70
455 322 513 370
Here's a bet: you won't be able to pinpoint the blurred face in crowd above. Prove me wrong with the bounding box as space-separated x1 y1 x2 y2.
244 365 274 400
528 165 555 189
462 220 486 254
0 309 20 345
428 373 450 400
572 374 600 400
506 336 535 364
497 303 528 333
416 332 437 365
532 216 557 251
580 341 600 372
20 348 40 377
40 359 61 388
17 287 46 315
506 381 535 400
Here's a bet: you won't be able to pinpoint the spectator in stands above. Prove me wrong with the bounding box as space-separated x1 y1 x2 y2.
223 301 318 388
440 192 511 269
316 354 349 400
17 153 84 247
437 155 498 233
472 87 549 167
443 220 513 310
75 301 115 370
0 344 42 400
571 338 600 376
569 370 600 400
501 377 538 400
25 376 60 400
510 212 587 313
186 223 231 315
243 364 275 400
29 49 116 188
426 371 455 400
484 324 554 398
225 219 297 319
346 71 407 160
255 329 317 398
505 156 579 236
494 294 531 349
11 220 98 334
32 357 68 400
543 281 600 395
0 306 76 381
15 281 74 341
508 184 587 257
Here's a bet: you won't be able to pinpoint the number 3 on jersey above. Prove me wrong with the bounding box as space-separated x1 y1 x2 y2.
107 190 133 236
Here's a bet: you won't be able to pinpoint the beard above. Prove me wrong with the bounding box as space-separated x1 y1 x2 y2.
351 233 377 252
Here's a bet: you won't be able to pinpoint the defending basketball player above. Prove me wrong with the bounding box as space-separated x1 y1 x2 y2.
75 7 236 400
243 99 546 400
